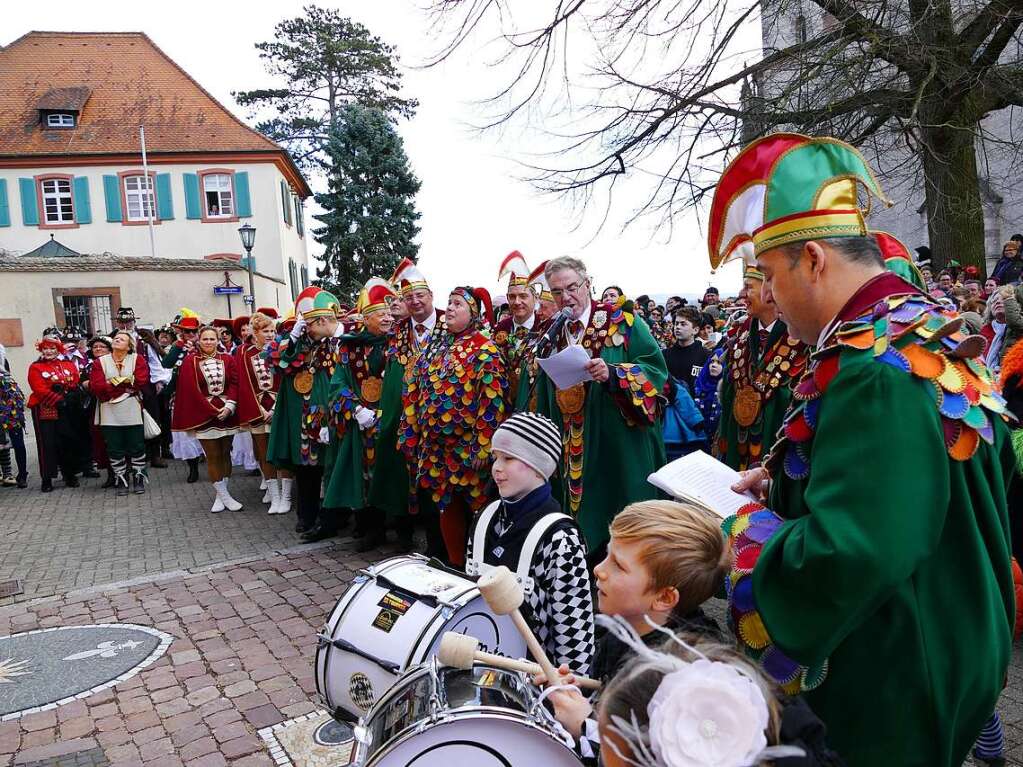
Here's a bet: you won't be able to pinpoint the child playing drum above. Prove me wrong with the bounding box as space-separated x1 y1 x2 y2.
466 412 595 674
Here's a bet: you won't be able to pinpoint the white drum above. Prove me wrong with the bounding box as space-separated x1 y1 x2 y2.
353 661 581 766
316 555 528 720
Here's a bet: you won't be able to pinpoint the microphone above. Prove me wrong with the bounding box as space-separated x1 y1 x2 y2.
534 307 575 358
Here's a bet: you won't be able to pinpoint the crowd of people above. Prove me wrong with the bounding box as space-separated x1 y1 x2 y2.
2 132 1021 767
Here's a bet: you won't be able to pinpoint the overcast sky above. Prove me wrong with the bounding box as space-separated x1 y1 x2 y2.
7 0 750 300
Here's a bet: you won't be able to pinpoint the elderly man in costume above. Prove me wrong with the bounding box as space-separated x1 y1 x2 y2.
266 286 346 543
533 256 668 561
324 278 403 552
393 259 445 354
399 286 507 567
714 134 1014 767
530 261 559 323
715 262 807 471
492 251 547 409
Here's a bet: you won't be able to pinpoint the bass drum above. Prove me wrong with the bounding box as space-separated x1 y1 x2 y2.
354 662 581 766
315 555 527 721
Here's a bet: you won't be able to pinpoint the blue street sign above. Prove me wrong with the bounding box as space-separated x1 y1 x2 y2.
214 286 243 295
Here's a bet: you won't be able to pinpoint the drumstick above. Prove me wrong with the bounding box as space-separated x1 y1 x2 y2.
439 632 601 690
477 565 563 688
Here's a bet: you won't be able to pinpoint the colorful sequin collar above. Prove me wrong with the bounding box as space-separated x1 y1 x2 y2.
766 294 1009 481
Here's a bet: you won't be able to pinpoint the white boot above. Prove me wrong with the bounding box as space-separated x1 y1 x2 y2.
210 482 225 513
266 480 281 514
261 474 271 502
215 479 243 512
274 478 293 515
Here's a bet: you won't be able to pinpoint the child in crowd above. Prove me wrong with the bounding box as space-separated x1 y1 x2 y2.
466 411 595 674
694 349 725 441
543 499 731 762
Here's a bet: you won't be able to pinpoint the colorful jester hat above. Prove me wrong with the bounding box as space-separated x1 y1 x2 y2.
708 133 891 269
295 286 341 321
356 277 397 316
873 231 928 292
391 258 430 297
529 260 555 303
498 250 532 292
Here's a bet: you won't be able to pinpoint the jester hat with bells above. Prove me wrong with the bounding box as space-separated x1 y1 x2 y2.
708 133 891 270
873 231 928 292
294 286 342 321
356 277 398 317
498 250 534 294
391 258 430 298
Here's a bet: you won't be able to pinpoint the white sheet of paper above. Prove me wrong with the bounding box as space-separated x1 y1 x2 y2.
537 344 594 390
647 450 758 519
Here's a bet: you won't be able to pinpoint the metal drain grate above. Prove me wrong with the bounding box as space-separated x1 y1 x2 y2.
0 579 23 598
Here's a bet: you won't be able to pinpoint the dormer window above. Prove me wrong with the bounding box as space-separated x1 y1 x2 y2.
46 113 76 128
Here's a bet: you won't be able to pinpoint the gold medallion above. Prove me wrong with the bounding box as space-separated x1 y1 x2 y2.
733 386 761 427
293 369 314 395
494 330 509 346
361 376 383 404
556 383 586 415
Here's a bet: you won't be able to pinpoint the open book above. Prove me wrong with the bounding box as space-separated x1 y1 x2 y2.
647 450 758 519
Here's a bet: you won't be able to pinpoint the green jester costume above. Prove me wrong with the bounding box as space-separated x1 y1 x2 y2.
709 134 1015 767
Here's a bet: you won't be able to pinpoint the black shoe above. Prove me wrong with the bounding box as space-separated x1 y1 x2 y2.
295 520 314 534
186 459 199 484
83 469 100 479
16 476 27 489
355 531 385 553
41 478 53 493
116 482 129 497
149 456 168 469
101 469 116 489
133 473 146 494
64 475 79 488
301 525 337 543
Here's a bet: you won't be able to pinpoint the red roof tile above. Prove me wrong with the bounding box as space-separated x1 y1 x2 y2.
0 32 284 158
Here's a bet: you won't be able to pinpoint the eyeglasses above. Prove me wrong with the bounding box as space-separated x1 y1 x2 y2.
550 280 588 299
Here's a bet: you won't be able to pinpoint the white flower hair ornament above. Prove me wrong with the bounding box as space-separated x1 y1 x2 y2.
597 615 805 767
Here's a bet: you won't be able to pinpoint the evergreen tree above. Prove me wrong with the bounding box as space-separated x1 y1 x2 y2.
313 105 421 302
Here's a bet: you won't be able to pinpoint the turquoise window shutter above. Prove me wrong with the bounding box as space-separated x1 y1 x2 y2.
156 173 174 220
72 176 92 224
280 180 289 223
19 178 38 225
0 180 9 227
234 172 252 218
103 175 122 222
295 197 304 236
184 173 201 219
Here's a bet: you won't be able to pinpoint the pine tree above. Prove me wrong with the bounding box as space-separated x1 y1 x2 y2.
313 105 421 302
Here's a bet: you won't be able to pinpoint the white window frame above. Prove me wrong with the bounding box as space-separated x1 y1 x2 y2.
46 113 75 128
123 175 156 222
202 173 234 218
40 178 75 224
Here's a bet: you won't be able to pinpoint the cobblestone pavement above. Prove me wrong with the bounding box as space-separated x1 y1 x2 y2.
0 450 305 605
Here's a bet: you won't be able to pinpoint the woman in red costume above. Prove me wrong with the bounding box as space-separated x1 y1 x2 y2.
171 325 241 513
89 330 151 496
399 287 508 566
27 335 85 492
235 310 291 515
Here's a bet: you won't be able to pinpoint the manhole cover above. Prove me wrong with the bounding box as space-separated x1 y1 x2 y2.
0 624 172 720
0 580 23 598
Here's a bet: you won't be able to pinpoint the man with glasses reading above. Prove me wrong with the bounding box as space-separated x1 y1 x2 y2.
532 256 668 565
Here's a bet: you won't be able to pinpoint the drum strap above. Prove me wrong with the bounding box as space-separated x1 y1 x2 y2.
466 500 571 597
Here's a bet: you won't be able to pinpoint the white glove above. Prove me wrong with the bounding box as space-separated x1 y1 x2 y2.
355 406 377 431
318 426 330 444
290 315 307 342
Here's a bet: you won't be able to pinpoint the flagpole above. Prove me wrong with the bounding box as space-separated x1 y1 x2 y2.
140 126 157 259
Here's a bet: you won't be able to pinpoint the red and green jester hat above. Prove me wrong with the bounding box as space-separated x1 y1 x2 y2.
711 133 1015 767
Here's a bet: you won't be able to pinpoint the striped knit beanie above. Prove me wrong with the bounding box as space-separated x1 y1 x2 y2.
492 412 563 479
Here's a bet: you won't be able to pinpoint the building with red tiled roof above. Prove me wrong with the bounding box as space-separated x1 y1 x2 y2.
0 31 316 385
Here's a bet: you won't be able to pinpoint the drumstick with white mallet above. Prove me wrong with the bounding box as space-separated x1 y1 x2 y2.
438 631 601 690
477 565 579 689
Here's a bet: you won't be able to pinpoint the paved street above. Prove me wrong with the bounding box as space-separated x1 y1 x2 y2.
0 451 1020 764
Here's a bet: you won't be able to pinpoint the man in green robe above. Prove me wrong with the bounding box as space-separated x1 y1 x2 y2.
715 265 807 471
711 134 1014 767
533 256 668 561
323 278 404 553
266 286 344 543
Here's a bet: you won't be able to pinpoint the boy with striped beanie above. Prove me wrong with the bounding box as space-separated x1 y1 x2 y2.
466 412 595 674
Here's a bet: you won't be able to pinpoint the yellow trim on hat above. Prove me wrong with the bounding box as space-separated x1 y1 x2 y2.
753 210 867 254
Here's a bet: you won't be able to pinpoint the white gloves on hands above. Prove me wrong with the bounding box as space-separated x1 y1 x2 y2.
355 406 377 431
318 426 330 444
290 315 307 342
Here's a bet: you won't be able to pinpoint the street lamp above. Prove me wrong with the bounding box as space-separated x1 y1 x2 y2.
238 224 256 308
